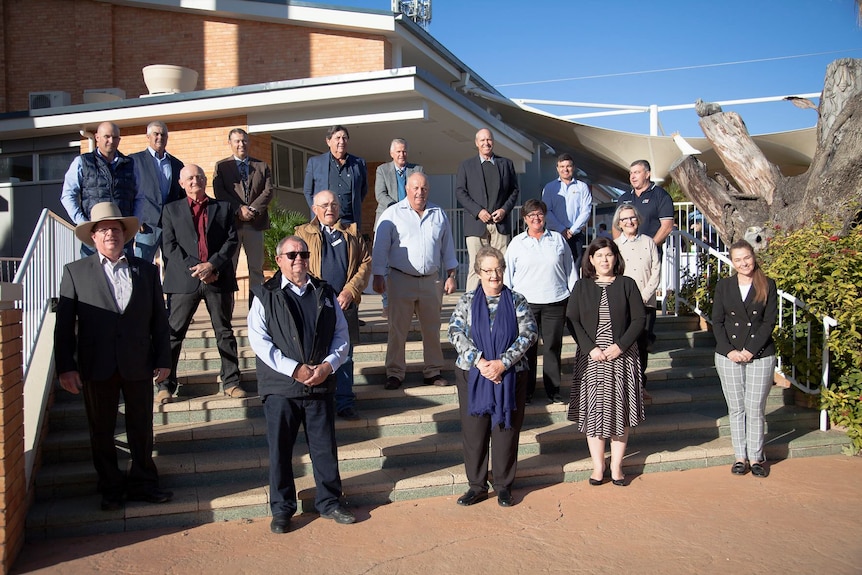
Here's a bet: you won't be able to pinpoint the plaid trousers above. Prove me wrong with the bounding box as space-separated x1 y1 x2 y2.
715 353 776 462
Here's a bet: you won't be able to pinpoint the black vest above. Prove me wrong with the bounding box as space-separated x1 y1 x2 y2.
252 273 338 399
79 151 137 219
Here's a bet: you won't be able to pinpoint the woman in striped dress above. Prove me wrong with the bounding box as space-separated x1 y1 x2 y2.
567 238 646 486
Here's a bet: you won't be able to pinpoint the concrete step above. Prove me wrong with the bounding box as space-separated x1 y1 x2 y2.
26 426 849 539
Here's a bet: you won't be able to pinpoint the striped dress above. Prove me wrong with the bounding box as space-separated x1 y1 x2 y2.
567 280 644 437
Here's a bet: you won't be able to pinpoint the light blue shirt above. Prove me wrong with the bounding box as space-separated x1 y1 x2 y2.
504 229 577 304
542 178 592 235
372 199 458 277
247 275 349 377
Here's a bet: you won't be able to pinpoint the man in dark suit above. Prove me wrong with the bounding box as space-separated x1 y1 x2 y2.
55 202 173 511
212 128 273 303
455 128 520 292
161 164 246 403
303 125 368 231
131 120 185 263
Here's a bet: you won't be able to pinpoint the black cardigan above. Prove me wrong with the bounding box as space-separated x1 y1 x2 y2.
566 276 645 354
711 275 778 358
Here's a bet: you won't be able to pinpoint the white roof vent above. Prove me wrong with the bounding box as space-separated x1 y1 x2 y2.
142 65 198 95
29 91 71 110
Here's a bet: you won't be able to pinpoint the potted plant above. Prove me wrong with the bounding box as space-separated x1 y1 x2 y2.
263 201 309 271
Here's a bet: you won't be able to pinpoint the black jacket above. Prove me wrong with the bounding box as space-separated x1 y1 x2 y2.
252 272 338 399
566 276 645 354
712 275 778 358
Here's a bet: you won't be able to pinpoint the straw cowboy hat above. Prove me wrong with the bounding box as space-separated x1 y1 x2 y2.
75 202 139 247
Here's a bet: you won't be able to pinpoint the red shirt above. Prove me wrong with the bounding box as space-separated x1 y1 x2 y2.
187 195 209 262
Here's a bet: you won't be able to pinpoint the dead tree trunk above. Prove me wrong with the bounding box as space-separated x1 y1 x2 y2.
670 58 862 245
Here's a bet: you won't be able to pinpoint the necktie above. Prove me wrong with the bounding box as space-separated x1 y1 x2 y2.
239 161 249 203
396 169 406 201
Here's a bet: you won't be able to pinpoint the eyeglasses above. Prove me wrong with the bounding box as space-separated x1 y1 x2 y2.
620 216 638 222
524 212 544 220
480 267 504 275
94 226 123 235
279 251 310 260
314 202 339 209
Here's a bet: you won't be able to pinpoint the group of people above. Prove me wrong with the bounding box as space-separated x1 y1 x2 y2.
52 118 779 532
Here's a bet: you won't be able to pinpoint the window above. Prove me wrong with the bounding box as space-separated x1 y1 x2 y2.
272 139 317 192
0 149 78 184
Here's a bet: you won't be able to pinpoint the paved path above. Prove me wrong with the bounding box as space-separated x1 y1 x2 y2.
14 455 861 574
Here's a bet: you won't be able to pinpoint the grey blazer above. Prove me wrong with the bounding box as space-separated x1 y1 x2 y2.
374 161 423 226
130 149 185 229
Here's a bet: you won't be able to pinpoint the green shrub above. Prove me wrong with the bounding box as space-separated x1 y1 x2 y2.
761 217 862 454
263 202 309 270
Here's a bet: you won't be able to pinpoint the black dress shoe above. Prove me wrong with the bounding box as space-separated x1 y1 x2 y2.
731 461 747 475
588 478 604 486
270 513 291 534
100 494 124 511
611 477 626 487
750 462 767 477
497 489 514 507
337 407 360 420
456 489 488 506
384 376 402 390
127 487 173 504
320 505 356 524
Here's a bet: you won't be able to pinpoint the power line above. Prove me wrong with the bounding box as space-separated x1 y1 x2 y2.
496 48 862 88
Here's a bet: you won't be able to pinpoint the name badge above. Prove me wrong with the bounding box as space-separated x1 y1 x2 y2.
331 238 343 247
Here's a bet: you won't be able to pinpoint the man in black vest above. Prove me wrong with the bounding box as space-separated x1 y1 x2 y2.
60 121 141 257
248 235 355 534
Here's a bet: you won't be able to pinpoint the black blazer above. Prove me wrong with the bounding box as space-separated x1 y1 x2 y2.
212 157 273 231
54 254 171 382
566 276 645 354
712 275 778 358
160 197 239 294
455 155 520 237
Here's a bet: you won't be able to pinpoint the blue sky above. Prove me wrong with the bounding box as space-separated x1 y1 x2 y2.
331 0 862 135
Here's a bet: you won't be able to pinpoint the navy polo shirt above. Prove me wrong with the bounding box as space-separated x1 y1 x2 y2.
617 184 674 239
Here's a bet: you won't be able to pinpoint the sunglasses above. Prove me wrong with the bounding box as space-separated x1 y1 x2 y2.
280 251 310 260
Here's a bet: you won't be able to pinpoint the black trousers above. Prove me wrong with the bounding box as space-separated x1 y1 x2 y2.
164 284 240 393
82 371 159 496
263 394 343 517
455 368 526 493
566 232 586 273
525 299 567 399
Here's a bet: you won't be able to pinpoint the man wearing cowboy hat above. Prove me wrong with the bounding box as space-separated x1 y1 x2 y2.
55 202 173 511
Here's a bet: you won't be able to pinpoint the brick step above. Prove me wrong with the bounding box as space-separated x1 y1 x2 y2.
26 427 849 539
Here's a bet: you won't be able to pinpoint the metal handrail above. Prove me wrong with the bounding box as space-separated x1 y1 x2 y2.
662 228 837 431
13 209 77 379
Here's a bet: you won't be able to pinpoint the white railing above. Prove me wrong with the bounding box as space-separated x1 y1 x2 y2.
14 209 78 379
444 206 523 279
662 228 837 431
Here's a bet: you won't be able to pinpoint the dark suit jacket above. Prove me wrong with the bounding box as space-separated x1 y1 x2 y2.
374 161 423 226
303 152 368 228
566 276 645 354
455 154 520 237
712 275 778 358
212 157 273 231
130 149 185 230
160 197 239 294
55 254 171 382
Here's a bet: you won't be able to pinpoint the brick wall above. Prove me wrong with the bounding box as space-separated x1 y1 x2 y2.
0 307 24 573
4 0 388 111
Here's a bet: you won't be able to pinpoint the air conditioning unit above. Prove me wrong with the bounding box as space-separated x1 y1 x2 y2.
83 88 126 104
29 91 71 110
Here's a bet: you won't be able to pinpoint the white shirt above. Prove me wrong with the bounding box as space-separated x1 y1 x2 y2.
99 253 132 312
372 199 458 277
504 229 577 304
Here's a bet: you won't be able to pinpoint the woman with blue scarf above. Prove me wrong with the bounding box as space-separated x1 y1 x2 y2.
448 246 537 507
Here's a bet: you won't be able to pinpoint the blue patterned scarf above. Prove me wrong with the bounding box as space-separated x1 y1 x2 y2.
468 284 518 429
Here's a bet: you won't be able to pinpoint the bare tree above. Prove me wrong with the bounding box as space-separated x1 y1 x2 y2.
670 58 862 245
